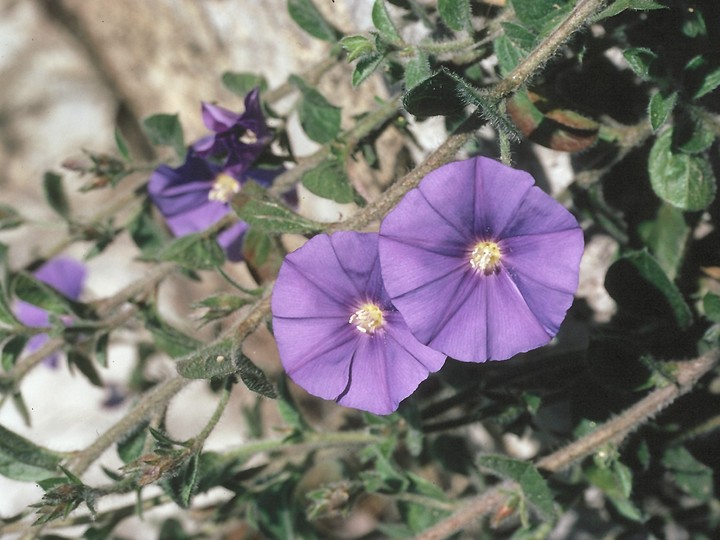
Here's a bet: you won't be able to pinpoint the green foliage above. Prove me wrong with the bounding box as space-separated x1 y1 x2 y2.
158 231 226 270
477 455 556 523
0 204 23 231
42 172 70 221
0 424 62 481
222 72 269 96
233 181 322 234
291 75 342 144
287 0 341 42
662 446 714 502
142 113 185 159
648 128 716 211
438 0 470 31
301 157 357 204
372 0 403 46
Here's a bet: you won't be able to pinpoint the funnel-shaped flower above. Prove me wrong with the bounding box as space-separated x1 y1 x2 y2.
13 257 87 366
379 157 584 363
193 89 271 175
271 232 445 415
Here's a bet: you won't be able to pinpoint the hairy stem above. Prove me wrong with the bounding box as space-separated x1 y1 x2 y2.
414 349 719 540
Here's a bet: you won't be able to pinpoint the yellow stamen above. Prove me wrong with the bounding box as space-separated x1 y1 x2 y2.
470 241 502 274
208 173 240 203
349 303 384 334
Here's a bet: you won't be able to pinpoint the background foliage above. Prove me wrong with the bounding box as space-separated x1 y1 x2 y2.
1 0 719 538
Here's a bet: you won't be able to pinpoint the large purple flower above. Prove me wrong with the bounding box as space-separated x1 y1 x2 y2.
148 152 250 261
13 257 86 366
193 89 271 175
271 232 446 415
378 157 584 363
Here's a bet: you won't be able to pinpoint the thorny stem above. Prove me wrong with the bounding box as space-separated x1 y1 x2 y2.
414 349 720 540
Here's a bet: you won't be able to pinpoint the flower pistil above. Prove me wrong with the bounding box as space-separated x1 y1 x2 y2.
208 172 240 203
349 303 384 334
470 240 502 274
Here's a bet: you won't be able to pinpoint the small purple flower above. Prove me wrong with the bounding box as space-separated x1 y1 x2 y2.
13 257 87 367
148 152 249 261
378 157 584 363
193 89 271 175
271 232 446 415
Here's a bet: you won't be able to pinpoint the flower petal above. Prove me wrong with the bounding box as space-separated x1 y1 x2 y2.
33 257 87 300
216 221 249 262
471 157 535 238
201 102 241 132
165 201 230 237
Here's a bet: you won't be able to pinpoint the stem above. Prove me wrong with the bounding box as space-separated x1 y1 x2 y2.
413 349 719 540
492 0 608 99
191 379 233 451
267 95 401 197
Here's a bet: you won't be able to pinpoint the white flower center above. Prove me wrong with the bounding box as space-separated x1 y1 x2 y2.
239 130 258 144
349 303 384 334
470 241 502 274
208 173 240 203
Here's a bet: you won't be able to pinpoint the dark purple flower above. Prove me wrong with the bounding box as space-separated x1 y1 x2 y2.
148 152 249 261
13 257 87 367
378 157 584 363
193 89 271 175
271 232 446 415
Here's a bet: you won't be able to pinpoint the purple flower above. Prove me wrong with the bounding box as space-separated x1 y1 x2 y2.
378 157 584 363
13 257 87 367
193 89 271 175
148 152 250 261
271 232 446 415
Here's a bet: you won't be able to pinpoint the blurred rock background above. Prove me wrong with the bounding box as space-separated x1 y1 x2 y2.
0 0 381 536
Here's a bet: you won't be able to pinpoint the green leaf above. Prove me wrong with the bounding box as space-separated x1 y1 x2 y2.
511 0 573 34
159 518 191 540
117 422 149 464
233 181 321 234
12 272 74 317
372 0 402 45
0 424 62 481
594 0 666 20
301 158 356 204
176 339 236 380
352 52 385 87
703 293 720 323
501 22 537 53
276 377 311 433
340 35 375 62
585 460 643 521
114 127 131 161
221 72 269 97
235 349 277 398
623 47 659 81
142 306 201 358
402 70 465 117
128 200 170 254
162 452 200 508
495 34 526 76
673 113 715 154
693 66 720 99
2 335 28 372
287 0 340 42
637 203 688 280
662 446 714 502
0 287 20 327
193 294 253 326
0 204 23 231
291 76 342 143
648 90 677 132
404 51 432 91
648 129 716 211
605 249 693 329
477 454 555 521
159 232 226 270
67 351 103 388
438 0 470 31
142 114 185 159
43 172 70 221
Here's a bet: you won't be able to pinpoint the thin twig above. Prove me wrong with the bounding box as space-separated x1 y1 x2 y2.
414 349 720 540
